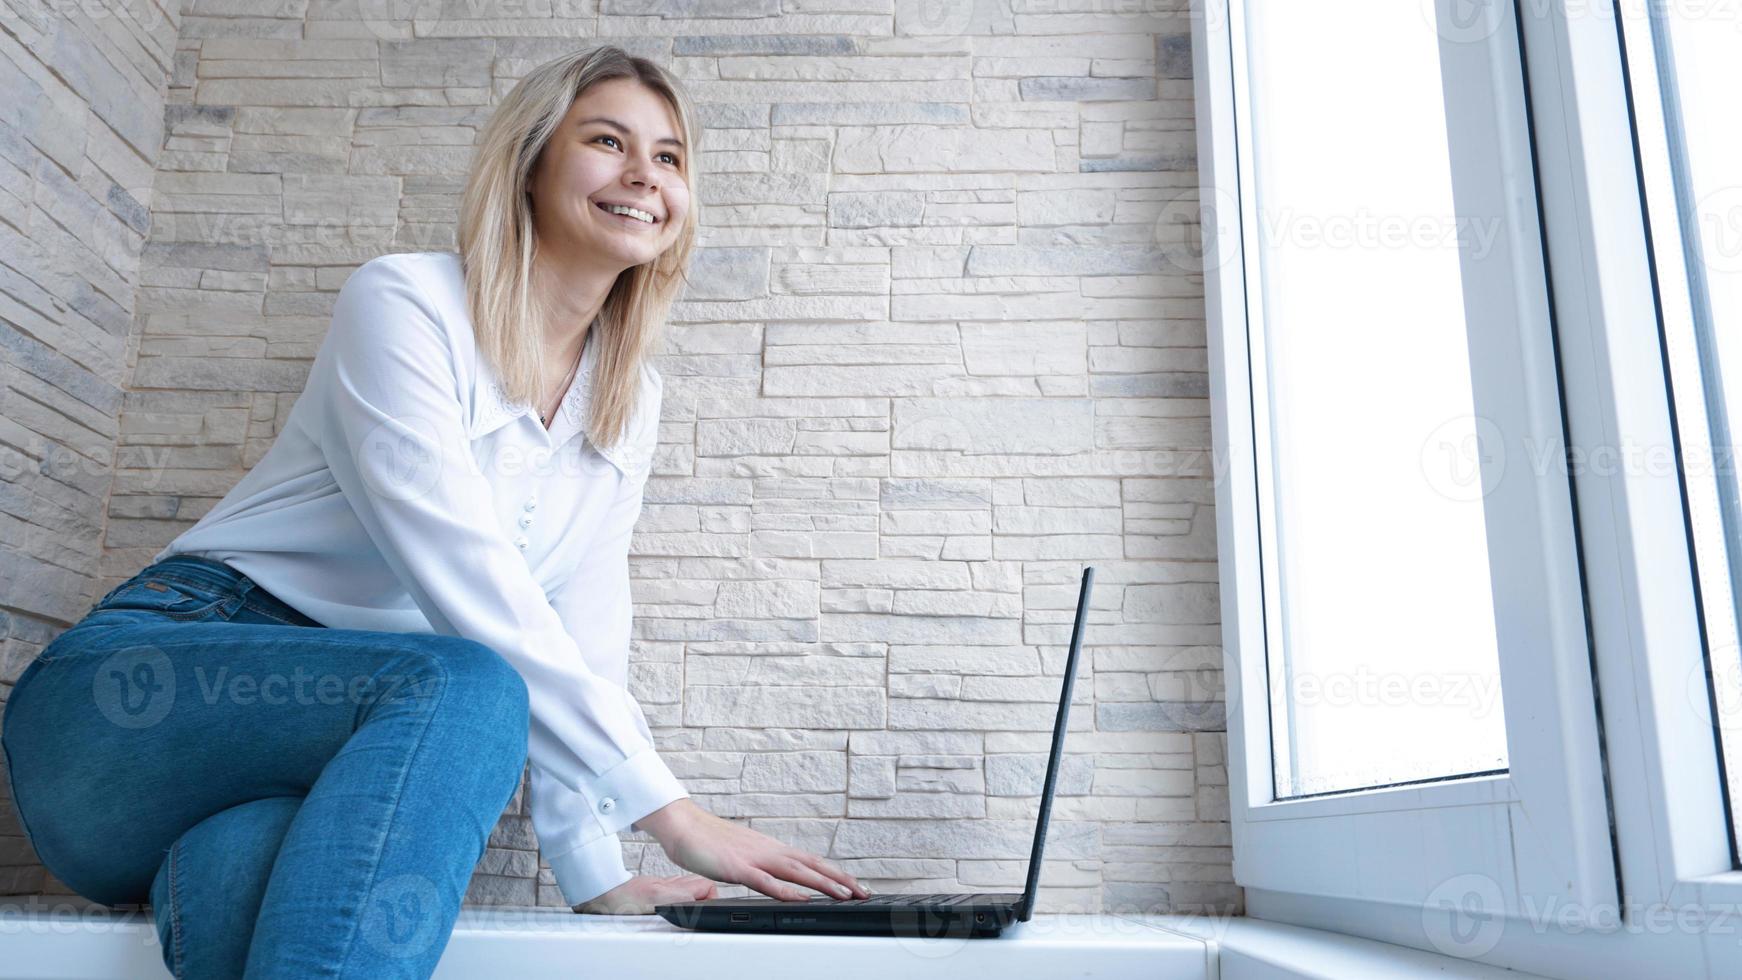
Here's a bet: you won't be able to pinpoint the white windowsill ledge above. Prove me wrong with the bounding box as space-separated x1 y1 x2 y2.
0 905 1560 979
0 905 1208 979
1152 914 1557 980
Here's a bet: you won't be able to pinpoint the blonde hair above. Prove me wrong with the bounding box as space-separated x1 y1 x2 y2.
458 45 700 452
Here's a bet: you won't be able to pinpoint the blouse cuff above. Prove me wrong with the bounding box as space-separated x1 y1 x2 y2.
546 747 689 907
549 833 636 908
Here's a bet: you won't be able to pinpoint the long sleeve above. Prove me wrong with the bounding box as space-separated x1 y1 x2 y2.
540 462 685 906
305 255 686 906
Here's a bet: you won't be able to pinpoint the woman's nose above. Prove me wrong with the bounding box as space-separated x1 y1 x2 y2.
620 157 659 188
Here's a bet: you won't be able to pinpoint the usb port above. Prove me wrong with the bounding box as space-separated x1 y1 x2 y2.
730 912 751 923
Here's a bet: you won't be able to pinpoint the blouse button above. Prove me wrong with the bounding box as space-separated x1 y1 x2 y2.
599 797 616 814
523 499 537 512
518 514 533 529
513 535 529 550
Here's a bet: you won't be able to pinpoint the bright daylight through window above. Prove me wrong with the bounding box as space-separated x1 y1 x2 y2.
1241 0 1509 798
1641 4 1742 861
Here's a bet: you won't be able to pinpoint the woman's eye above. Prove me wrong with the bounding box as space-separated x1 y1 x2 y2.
593 135 680 167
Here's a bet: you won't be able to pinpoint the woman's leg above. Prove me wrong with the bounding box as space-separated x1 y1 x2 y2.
241 637 527 979
150 796 305 978
2 614 529 980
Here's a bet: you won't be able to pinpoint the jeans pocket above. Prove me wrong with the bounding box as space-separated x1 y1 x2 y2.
95 577 233 621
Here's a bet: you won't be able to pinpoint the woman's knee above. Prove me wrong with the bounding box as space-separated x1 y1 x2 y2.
401 636 528 757
150 796 304 978
432 637 527 713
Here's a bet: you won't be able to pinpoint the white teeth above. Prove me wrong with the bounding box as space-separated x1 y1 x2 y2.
603 204 655 223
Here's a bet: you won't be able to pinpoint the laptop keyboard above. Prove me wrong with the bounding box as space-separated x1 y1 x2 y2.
815 893 993 906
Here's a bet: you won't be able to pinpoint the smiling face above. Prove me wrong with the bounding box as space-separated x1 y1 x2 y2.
526 77 690 273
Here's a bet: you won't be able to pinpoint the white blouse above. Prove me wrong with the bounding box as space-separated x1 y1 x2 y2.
155 250 687 907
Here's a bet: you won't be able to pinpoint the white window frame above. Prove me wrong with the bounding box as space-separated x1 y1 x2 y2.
1192 0 1742 975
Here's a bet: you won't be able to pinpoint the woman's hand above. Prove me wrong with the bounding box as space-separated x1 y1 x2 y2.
572 873 719 915
637 798 872 903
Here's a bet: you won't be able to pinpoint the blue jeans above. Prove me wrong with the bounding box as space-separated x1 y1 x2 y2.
0 555 531 978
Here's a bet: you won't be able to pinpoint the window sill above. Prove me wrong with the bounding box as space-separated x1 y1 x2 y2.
1153 913 1557 979
0 903 1561 978
0 904 1206 979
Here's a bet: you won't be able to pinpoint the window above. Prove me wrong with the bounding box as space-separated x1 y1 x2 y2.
1239 0 1510 799
1194 0 1742 975
1635 0 1742 863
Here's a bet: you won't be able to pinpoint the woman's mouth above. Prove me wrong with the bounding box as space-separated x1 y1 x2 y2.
595 201 659 227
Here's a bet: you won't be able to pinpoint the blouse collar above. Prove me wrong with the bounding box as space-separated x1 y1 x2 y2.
469 326 656 482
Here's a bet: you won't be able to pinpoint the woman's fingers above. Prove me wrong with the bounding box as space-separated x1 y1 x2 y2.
749 867 808 902
757 854 856 901
776 852 861 899
795 852 868 897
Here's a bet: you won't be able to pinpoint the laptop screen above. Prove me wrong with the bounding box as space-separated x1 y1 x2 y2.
1018 565 1094 920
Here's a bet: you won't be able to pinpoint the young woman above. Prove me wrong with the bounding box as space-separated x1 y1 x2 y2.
0 46 866 979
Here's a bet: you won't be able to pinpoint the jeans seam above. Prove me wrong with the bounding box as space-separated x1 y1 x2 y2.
100 579 233 621
139 572 239 595
169 837 186 978
142 572 311 627
334 656 449 976
238 601 315 628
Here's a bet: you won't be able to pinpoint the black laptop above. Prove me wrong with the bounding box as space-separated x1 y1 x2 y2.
655 565 1095 939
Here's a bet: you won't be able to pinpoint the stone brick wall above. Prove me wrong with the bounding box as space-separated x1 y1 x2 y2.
5 0 1236 916
0 0 181 897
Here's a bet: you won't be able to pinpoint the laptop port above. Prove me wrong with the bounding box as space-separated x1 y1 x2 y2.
730 912 751 923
